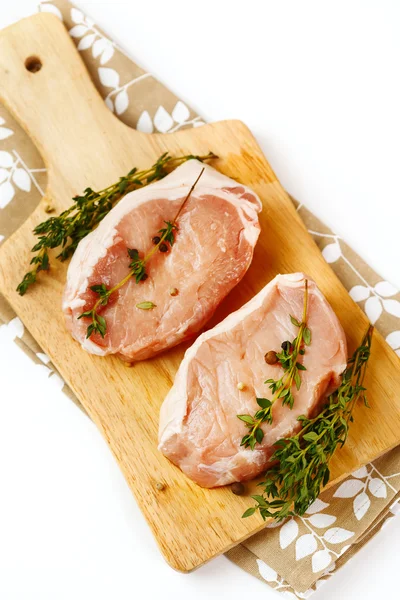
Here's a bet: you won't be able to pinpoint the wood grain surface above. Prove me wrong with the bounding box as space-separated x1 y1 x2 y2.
0 13 399 572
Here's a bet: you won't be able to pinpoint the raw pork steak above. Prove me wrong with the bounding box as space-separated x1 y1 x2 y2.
63 160 261 361
158 273 347 487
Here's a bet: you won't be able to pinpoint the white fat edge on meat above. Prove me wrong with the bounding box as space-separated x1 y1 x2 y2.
195 449 267 487
63 160 262 322
159 273 304 446
158 273 347 449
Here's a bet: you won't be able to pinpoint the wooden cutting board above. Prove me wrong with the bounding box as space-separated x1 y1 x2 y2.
1 13 400 572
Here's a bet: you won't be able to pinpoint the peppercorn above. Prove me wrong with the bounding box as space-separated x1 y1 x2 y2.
141 273 149 282
155 482 165 491
159 243 168 253
281 340 291 353
237 381 246 391
152 236 161 245
231 482 245 496
265 351 278 365
169 287 179 296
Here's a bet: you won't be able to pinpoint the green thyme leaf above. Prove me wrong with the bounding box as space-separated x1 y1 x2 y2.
290 315 301 327
77 310 93 320
17 152 217 295
136 301 157 310
237 281 311 449
242 507 256 518
303 327 311 346
241 326 373 522
256 397 272 409
237 415 255 425
255 428 264 444
77 168 207 339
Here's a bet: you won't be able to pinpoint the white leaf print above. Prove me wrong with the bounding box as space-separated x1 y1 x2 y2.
353 492 371 520
368 477 387 498
69 25 88 38
0 151 14 168
98 67 120 89
349 285 370 302
322 242 341 263
375 281 398 297
295 533 317 560
115 89 129 115
105 97 114 112
12 317 24 337
78 33 96 51
100 44 114 65
352 465 369 479
312 549 332 573
137 110 153 134
0 127 13 140
193 120 206 127
365 296 382 325
386 331 400 350
340 544 351 556
171 101 190 124
308 513 337 528
323 561 336 575
12 168 31 192
0 168 8 184
48 372 65 390
334 479 364 498
383 299 400 318
323 527 354 544
37 352 51 364
92 38 107 58
35 364 52 378
279 518 299 549
0 181 15 208
390 499 400 515
40 2 63 20
256 559 277 583
71 7 85 23
154 106 174 133
305 498 329 514
3 316 24 339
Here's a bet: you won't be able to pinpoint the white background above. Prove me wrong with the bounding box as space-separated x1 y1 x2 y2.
1 1 399 599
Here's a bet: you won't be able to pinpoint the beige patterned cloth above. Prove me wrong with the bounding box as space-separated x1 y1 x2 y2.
1 1 400 596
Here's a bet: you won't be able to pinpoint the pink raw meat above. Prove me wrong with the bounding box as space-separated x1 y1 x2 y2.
158 273 347 487
63 160 261 361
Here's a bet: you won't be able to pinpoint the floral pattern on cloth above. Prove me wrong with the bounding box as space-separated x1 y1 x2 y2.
0 1 399 597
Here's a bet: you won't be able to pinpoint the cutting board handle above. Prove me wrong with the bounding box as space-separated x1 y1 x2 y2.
0 13 131 191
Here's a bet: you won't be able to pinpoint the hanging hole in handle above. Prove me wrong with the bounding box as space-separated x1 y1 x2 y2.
25 56 42 73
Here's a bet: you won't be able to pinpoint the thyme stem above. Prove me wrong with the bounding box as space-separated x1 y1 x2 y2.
238 281 311 449
79 168 206 339
17 153 217 295
242 325 373 521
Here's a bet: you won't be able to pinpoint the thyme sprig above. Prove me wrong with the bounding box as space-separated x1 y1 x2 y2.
78 168 205 339
17 152 217 295
242 325 373 521
238 281 311 449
